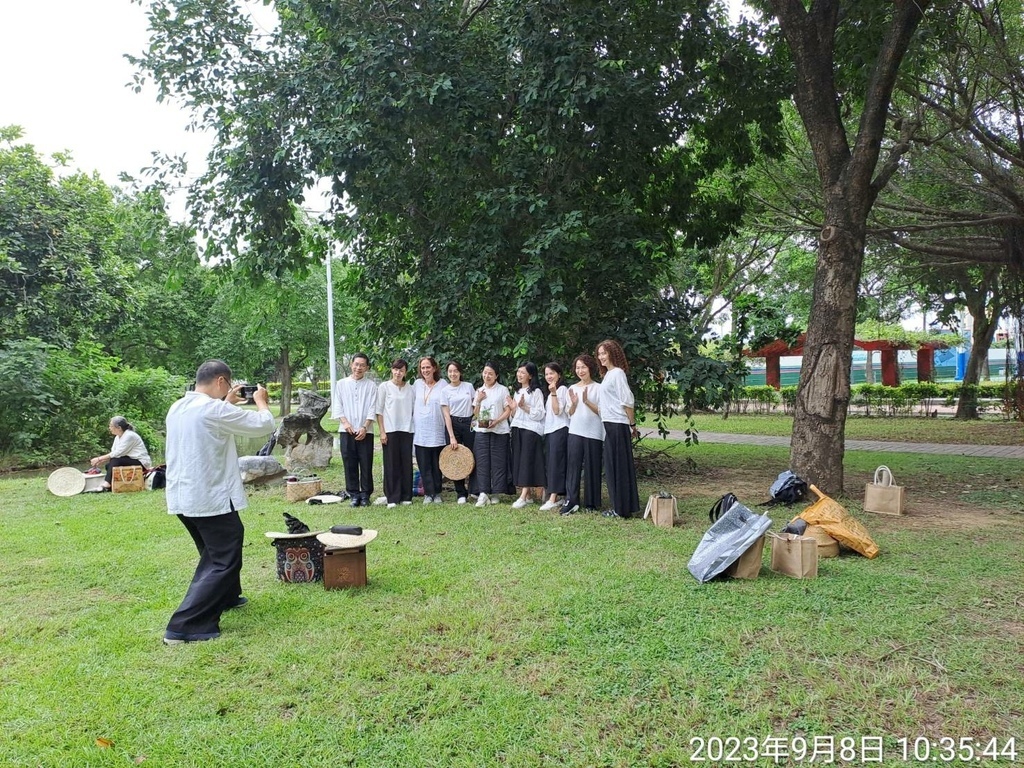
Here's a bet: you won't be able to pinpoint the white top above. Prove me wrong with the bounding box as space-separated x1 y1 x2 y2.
543 385 570 435
165 391 276 517
599 367 634 425
441 381 475 418
111 429 152 468
376 380 414 433
473 383 511 434
568 382 605 441
332 376 377 433
413 378 447 447
509 387 545 435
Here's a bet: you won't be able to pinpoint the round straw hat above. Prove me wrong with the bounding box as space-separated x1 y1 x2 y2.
47 467 87 497
804 524 840 559
317 529 379 550
439 444 475 480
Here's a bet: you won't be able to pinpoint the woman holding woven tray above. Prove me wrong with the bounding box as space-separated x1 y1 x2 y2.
440 360 476 504
596 339 640 518
90 416 152 491
507 361 546 509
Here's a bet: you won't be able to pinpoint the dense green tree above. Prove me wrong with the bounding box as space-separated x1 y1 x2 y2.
131 0 788 416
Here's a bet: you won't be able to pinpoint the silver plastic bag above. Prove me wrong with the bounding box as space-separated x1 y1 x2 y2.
687 500 772 583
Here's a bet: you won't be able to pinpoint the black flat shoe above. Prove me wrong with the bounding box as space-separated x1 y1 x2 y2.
601 509 621 518
560 504 579 516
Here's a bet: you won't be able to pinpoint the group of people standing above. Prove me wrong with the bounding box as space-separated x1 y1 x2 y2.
332 339 641 519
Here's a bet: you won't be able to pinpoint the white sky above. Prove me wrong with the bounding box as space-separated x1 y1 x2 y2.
0 0 210 190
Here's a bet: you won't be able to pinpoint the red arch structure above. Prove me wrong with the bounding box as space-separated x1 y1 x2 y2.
746 334 950 389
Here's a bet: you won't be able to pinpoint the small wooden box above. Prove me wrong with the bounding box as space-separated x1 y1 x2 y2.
323 547 367 590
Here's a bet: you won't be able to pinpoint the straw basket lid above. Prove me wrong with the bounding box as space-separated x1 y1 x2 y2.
47 467 87 497
264 530 328 540
317 529 378 550
439 445 475 480
804 524 840 558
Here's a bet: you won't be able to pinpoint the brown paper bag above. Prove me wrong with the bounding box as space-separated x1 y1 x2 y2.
725 535 765 579
643 494 676 528
863 465 905 516
769 533 818 579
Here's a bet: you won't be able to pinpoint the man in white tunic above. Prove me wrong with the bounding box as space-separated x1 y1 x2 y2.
162 359 276 645
332 353 377 507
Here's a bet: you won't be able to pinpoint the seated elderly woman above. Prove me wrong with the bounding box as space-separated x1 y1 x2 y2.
90 416 152 491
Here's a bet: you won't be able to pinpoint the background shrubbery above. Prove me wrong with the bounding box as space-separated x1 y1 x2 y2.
0 339 186 468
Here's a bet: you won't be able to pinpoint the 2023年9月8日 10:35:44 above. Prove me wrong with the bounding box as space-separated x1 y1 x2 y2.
685 734 1017 763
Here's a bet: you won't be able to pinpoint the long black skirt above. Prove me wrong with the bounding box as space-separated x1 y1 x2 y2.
510 427 546 488
544 427 568 496
603 422 639 517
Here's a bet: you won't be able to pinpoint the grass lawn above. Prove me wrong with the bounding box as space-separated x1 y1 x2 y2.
658 413 1024 446
2 441 1022 767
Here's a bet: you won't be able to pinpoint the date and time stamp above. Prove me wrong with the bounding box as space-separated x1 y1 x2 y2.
687 735 1018 763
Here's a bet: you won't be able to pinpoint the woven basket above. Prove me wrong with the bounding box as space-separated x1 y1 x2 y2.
804 524 840 559
47 467 86 497
112 465 145 493
439 445 475 480
285 477 323 503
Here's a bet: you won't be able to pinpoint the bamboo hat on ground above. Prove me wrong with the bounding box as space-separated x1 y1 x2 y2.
47 467 86 497
439 444 475 480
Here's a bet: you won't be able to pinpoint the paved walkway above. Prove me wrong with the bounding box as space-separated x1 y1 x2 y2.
651 429 1024 459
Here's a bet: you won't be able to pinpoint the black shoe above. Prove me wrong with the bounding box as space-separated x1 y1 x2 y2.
601 509 621 518
349 496 363 508
560 503 579 516
225 596 248 610
163 631 220 645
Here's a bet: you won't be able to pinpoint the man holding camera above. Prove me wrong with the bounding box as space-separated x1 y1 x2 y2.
162 359 276 645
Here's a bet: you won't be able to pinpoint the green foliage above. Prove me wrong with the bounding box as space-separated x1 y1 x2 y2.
0 338 185 467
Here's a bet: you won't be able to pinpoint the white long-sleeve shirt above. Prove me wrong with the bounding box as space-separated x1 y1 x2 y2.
509 387 545 435
599 367 634 425
165 391 276 517
332 376 377 433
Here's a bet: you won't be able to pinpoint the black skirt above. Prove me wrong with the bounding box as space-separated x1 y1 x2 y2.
510 427 546 488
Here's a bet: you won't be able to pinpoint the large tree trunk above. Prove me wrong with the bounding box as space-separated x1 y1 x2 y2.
955 291 1001 419
791 208 865 494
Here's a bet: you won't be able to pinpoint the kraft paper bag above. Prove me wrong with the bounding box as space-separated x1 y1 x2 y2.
643 493 676 529
863 465 905 516
725 535 765 580
769 533 818 579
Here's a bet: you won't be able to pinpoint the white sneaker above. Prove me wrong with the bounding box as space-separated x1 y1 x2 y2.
401 501 412 505
490 495 499 505
433 495 443 503
539 500 558 511
457 497 467 505
476 493 489 507
511 497 529 509
422 496 433 505
373 496 388 506
387 503 397 509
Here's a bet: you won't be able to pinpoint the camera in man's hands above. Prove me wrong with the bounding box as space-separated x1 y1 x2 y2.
239 385 259 399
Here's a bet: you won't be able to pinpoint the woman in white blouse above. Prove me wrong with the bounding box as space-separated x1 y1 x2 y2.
440 360 476 504
90 416 153 491
376 359 414 507
508 361 546 509
413 356 447 504
596 339 640 518
472 362 512 507
539 362 570 511
562 354 604 515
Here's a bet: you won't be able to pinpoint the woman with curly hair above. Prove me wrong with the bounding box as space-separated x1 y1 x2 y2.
596 339 639 518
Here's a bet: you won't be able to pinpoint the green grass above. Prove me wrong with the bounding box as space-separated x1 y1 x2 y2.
658 413 1024 445
2 443 1022 767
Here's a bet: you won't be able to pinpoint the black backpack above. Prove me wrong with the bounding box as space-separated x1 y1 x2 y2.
708 492 739 522
761 470 808 507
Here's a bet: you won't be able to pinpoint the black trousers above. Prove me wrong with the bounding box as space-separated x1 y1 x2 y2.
415 444 444 497
166 509 244 639
603 422 639 517
382 431 413 504
510 428 546 488
544 427 568 496
339 432 374 499
565 434 603 510
449 416 476 497
473 431 509 496
104 456 145 485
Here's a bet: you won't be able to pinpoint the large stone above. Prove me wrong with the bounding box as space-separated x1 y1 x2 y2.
239 455 286 483
278 390 334 471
